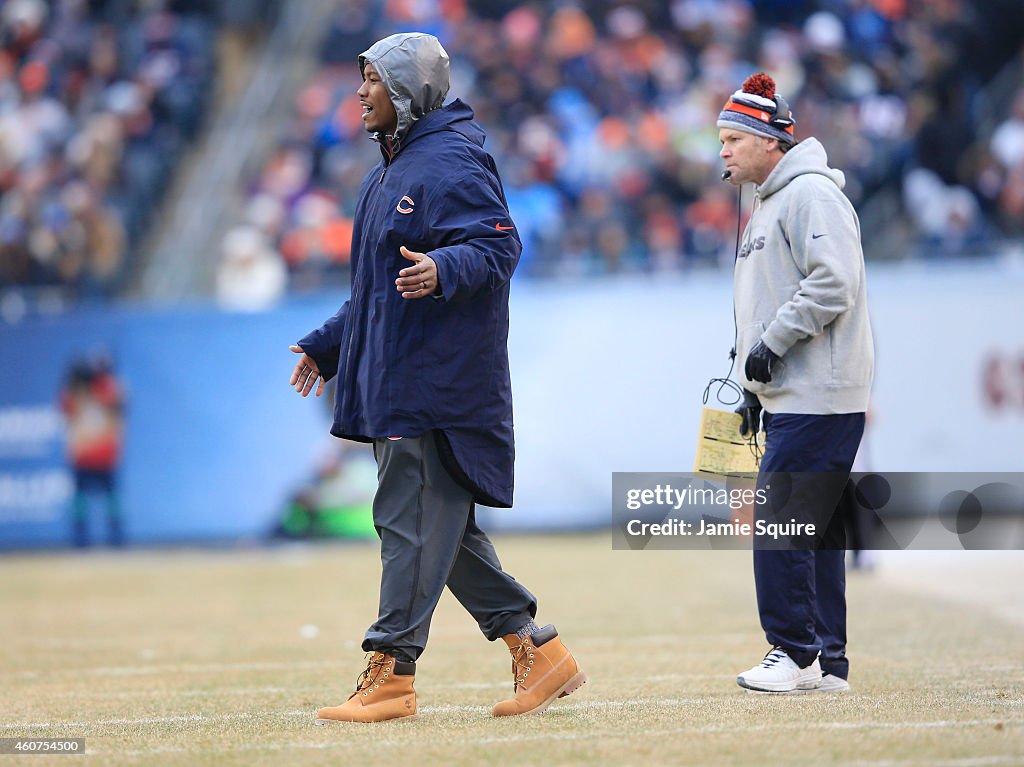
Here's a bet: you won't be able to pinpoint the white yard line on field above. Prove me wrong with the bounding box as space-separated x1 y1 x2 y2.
3 700 1018 735
9 660 343 680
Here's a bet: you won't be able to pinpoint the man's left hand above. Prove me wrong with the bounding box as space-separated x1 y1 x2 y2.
396 245 439 299
735 389 762 436
745 340 780 384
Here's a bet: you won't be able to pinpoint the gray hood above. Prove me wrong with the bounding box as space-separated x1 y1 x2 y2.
758 138 845 199
358 32 450 147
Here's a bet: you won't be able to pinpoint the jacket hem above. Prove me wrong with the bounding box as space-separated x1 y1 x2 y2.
758 386 870 415
434 429 511 509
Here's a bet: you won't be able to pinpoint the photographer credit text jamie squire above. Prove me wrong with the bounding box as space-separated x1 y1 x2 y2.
622 483 816 541
625 517 816 540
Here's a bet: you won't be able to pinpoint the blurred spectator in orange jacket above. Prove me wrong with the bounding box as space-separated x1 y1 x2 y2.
60 353 125 547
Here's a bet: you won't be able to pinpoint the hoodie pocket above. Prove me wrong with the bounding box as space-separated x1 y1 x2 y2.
739 321 791 393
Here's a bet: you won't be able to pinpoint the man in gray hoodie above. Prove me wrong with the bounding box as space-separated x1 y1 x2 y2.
717 73 874 694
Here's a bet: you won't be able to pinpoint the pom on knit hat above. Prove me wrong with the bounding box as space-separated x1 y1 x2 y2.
717 72 796 145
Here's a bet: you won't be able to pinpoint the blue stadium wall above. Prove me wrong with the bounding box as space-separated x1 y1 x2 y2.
1 261 1023 549
0 298 337 549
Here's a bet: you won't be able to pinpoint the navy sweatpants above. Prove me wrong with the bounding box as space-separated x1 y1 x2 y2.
754 412 865 679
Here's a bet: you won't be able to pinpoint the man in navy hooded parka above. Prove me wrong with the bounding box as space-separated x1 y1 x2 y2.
289 33 585 724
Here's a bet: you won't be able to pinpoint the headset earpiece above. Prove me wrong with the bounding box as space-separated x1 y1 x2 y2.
769 94 793 130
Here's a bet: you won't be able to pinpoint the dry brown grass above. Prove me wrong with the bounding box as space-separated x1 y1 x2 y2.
1 534 1021 766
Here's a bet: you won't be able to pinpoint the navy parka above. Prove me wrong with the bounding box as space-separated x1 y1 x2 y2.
298 99 521 508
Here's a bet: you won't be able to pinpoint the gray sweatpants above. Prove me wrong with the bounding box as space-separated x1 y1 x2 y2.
362 431 537 662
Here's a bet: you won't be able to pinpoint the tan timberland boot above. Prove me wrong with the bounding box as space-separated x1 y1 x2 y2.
492 624 587 717
315 652 417 724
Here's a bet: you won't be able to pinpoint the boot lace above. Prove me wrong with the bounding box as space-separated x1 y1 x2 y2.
351 653 390 697
508 640 535 691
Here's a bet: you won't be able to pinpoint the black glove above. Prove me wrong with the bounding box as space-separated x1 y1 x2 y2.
735 389 762 437
745 340 780 384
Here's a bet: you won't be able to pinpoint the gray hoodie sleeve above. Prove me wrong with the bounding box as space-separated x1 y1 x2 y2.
761 196 862 356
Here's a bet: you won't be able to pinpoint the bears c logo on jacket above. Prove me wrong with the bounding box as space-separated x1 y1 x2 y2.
396 195 415 214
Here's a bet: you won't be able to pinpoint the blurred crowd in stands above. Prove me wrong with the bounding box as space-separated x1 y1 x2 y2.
3 1 1023 305
0 0 275 306
222 0 1024 298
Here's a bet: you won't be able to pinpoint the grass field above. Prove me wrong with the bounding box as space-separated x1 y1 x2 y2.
1 534 1022 766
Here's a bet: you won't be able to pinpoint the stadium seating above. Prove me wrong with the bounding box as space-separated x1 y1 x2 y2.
3 1 1023 307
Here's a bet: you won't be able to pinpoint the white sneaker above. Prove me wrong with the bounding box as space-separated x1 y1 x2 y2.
814 673 850 692
775 671 851 695
737 647 822 692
